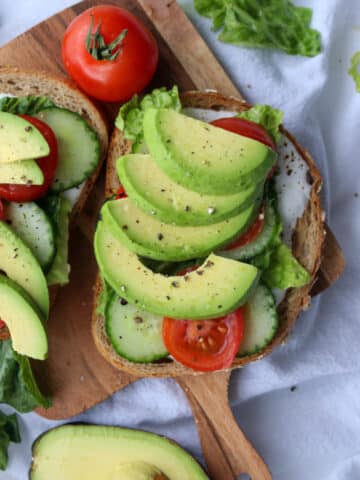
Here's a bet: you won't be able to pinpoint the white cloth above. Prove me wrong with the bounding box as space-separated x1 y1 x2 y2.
1 1 360 479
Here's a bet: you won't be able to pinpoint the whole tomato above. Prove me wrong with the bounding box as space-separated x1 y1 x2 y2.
62 5 159 102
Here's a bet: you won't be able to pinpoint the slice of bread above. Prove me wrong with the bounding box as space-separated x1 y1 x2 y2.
92 91 324 377
0 67 108 341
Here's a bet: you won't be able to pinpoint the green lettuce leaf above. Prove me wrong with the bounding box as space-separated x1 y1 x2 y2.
115 86 182 150
39 195 71 286
349 51 360 92
0 340 51 413
0 96 55 114
237 104 283 143
0 410 20 470
194 0 321 57
262 242 310 289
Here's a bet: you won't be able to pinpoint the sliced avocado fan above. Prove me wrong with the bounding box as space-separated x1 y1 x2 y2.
116 153 262 226
30 424 208 480
0 112 49 163
0 275 47 360
95 221 259 320
143 108 276 194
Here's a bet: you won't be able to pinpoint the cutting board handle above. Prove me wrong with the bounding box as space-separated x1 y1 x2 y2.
177 372 272 480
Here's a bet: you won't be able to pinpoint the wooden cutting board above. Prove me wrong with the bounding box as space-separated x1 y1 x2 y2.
0 2 345 479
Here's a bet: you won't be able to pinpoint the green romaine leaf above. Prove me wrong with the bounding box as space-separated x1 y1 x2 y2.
237 104 283 143
194 0 321 57
0 96 55 114
349 51 360 92
0 411 20 471
262 242 310 289
0 340 51 413
115 86 182 150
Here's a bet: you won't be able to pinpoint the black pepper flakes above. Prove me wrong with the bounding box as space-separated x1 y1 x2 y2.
196 270 204 276
157 233 164 241
171 281 179 288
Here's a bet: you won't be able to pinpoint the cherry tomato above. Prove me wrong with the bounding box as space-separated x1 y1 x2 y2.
62 6 159 102
163 308 244 372
0 199 5 221
0 115 58 202
115 185 127 200
225 209 265 250
211 117 276 151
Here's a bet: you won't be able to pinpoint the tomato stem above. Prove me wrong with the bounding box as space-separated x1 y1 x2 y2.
86 15 128 61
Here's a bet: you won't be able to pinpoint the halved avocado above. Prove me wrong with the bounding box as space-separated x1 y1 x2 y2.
0 159 44 185
0 275 47 359
0 112 49 163
0 221 49 315
101 198 258 262
94 221 259 320
143 108 276 194
30 425 208 480
117 153 262 225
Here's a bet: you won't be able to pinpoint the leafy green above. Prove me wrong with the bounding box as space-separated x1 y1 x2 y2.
349 51 360 93
0 96 55 114
115 86 182 150
0 410 20 470
237 104 283 143
194 0 321 57
0 340 51 413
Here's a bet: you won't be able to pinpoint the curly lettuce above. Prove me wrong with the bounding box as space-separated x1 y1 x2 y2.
237 104 283 143
115 86 182 151
349 51 360 92
194 0 321 57
0 95 55 114
0 410 20 470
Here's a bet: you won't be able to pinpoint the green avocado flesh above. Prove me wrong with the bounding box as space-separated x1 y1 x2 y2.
31 425 208 480
0 112 49 163
0 221 49 315
143 108 276 194
95 221 259 320
117 153 261 225
0 159 44 185
101 198 257 261
0 275 47 360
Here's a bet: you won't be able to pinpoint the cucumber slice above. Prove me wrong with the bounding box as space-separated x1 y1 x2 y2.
220 203 276 261
35 108 100 192
105 293 168 363
238 284 278 356
5 202 55 271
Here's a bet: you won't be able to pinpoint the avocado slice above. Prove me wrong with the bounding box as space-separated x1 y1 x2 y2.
102 198 258 261
0 221 49 315
117 153 262 225
95 221 259 320
30 425 208 480
0 112 49 164
0 158 44 185
0 275 47 359
143 108 276 194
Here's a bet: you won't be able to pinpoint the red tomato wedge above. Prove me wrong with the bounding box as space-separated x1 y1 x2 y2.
0 199 5 221
0 321 5 329
0 115 58 202
211 117 276 151
115 185 127 200
62 6 158 102
225 209 265 250
163 309 244 372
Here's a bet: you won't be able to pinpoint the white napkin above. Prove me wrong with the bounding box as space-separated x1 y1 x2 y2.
1 1 360 479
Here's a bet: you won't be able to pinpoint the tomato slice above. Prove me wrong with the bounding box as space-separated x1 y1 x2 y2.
0 320 5 329
211 117 276 151
0 115 58 202
0 199 5 221
115 185 127 200
225 208 265 250
163 309 244 372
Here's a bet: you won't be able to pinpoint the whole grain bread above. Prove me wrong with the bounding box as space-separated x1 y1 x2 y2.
92 91 324 377
0 67 108 341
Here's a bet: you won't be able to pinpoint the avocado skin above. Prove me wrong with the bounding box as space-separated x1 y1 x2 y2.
143 108 276 195
0 274 47 360
116 153 263 226
30 424 208 480
95 221 260 320
101 198 259 262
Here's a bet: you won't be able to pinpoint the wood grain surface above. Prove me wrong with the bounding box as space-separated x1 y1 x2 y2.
0 1 344 479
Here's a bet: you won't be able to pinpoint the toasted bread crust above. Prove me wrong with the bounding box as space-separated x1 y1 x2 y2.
92 91 324 378
0 67 108 341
